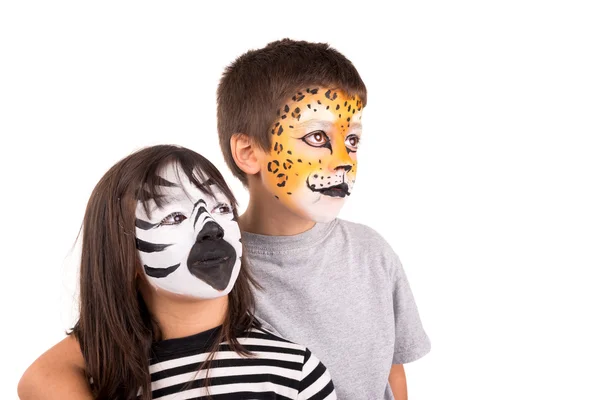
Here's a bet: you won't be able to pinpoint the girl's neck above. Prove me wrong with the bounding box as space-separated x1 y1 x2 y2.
142 285 228 340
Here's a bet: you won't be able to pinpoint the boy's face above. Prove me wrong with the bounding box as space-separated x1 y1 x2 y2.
260 87 363 222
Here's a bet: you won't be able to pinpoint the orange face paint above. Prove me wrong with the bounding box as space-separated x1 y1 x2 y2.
261 87 363 222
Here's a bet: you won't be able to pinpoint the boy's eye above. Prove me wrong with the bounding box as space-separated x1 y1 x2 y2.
211 203 232 215
302 131 330 147
345 135 360 152
159 212 187 226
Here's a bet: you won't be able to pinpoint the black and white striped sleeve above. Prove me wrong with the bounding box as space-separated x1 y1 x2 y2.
297 348 336 400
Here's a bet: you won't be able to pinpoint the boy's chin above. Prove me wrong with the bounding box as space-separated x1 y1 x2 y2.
297 196 346 223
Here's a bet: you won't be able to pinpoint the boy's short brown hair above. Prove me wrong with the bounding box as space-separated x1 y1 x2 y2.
217 38 367 184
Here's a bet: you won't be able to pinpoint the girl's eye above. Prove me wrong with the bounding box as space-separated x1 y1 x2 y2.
159 212 187 226
345 135 360 152
212 203 232 215
302 130 330 147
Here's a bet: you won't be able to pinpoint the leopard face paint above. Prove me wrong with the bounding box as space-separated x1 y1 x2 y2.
262 88 363 222
135 163 242 299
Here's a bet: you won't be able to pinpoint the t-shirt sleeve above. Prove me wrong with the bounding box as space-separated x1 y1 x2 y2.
391 255 431 364
297 348 337 400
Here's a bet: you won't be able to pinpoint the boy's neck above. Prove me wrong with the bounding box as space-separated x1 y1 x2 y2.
239 184 316 236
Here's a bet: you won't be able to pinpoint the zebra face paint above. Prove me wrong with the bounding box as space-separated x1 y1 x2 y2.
134 164 242 299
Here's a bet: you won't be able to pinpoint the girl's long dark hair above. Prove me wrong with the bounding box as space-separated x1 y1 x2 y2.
70 145 258 399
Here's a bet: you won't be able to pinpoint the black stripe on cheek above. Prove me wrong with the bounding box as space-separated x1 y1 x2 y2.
135 218 158 230
136 238 172 253
144 263 180 278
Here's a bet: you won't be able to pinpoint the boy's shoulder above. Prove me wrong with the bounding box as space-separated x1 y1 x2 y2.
333 218 396 252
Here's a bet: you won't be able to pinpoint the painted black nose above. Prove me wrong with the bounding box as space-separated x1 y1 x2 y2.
336 164 352 172
197 221 224 242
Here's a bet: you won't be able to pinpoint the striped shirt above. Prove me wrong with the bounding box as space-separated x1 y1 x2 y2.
146 326 336 399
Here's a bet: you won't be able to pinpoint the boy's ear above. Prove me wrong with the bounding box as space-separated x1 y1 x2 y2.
230 133 261 175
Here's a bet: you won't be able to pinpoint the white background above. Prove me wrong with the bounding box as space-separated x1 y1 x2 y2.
1 1 599 399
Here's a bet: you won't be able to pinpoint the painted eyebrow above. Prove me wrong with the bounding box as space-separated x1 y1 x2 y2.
147 194 187 214
298 120 334 131
347 122 363 135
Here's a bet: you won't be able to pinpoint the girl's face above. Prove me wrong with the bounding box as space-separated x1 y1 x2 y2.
134 163 242 299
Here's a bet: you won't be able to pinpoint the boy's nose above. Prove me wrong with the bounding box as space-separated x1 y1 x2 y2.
336 164 352 172
197 221 224 242
329 139 355 172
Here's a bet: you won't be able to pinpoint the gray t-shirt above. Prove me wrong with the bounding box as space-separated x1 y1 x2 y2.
243 218 430 399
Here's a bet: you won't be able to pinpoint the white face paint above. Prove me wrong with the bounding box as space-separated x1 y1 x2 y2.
134 163 242 299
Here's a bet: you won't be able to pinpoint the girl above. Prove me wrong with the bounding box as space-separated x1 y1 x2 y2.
26 145 335 399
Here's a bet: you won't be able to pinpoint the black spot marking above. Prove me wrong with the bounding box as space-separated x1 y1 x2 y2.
348 105 351 112
298 159 303 163
325 89 332 99
281 115 287 119
314 174 318 178
326 105 330 110
352 109 356 114
287 192 292 195
275 195 279 200
283 159 294 170
332 92 338 100
307 104 311 109
284 105 290 113
277 180 287 187
336 104 340 110
275 122 280 127
271 129 275 135
339 114 341 118
277 173 285 178
296 94 305 101
277 125 283 136
267 160 280 173
289 125 294 128
294 107 300 114
287 150 292 155
310 88 319 94
347 117 351 122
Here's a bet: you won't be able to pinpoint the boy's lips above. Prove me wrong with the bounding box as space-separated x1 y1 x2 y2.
307 181 350 198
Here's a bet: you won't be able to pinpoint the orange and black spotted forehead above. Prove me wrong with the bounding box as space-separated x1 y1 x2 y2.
270 87 363 133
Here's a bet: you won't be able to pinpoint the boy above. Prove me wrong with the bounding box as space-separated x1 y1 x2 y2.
18 39 429 399
218 39 430 399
